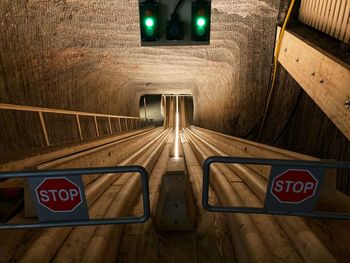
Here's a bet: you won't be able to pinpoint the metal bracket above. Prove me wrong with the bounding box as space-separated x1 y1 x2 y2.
0 165 150 229
202 156 350 220
345 98 350 109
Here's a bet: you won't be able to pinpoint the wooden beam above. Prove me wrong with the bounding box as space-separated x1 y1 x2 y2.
94 116 100 137
0 103 140 120
76 114 83 140
118 118 122 132
38 112 50 146
276 27 350 140
0 128 153 171
125 118 128 130
108 117 113 134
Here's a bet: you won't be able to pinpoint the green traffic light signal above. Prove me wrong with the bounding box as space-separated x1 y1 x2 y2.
192 1 211 42
196 17 207 36
196 17 206 27
145 17 155 36
145 17 154 27
139 1 159 42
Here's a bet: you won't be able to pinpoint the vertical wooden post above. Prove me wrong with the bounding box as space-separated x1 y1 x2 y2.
38 112 50 146
108 117 113 134
118 118 122 132
94 116 100 137
125 118 128 130
163 95 167 128
143 97 147 123
76 114 83 140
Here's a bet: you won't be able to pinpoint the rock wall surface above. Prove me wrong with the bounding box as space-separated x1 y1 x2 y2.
0 0 279 138
1 1 349 193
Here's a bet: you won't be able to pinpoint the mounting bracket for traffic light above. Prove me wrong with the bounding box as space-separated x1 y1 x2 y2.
0 165 150 229
202 156 350 220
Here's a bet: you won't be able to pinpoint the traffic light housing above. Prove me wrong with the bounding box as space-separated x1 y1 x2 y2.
139 0 211 46
191 0 211 42
139 1 160 42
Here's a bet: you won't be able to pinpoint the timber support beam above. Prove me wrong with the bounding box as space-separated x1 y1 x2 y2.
276 27 350 140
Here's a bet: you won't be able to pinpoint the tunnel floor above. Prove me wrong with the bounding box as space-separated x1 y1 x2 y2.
0 127 349 263
117 135 234 262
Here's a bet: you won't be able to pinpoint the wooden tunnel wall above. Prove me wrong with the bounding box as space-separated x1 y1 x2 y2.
256 64 350 195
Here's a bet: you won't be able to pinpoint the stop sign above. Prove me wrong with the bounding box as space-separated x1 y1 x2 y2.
270 169 318 203
35 178 83 212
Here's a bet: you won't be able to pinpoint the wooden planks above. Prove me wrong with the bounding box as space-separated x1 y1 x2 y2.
299 0 350 43
276 27 350 140
184 127 338 263
0 128 155 171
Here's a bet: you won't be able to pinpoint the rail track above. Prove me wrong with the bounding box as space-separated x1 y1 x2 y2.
0 126 349 262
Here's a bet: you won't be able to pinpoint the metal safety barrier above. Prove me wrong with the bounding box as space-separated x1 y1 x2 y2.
0 165 150 229
203 156 350 220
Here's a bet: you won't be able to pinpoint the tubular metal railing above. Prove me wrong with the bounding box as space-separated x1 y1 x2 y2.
0 165 150 229
203 156 350 220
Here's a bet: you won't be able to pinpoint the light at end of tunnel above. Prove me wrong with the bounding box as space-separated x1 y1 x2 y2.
175 95 179 158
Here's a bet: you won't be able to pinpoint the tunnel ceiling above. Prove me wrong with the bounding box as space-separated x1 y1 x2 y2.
0 0 280 136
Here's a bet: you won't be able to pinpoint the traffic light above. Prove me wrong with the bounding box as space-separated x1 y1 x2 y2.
191 0 211 42
139 0 211 46
139 0 159 42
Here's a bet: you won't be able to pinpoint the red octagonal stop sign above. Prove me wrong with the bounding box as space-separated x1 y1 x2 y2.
35 178 83 212
271 169 318 203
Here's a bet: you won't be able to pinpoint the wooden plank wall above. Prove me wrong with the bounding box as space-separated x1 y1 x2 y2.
299 0 350 43
276 27 350 140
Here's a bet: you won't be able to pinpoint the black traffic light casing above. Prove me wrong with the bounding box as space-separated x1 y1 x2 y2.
139 1 160 42
191 0 211 42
